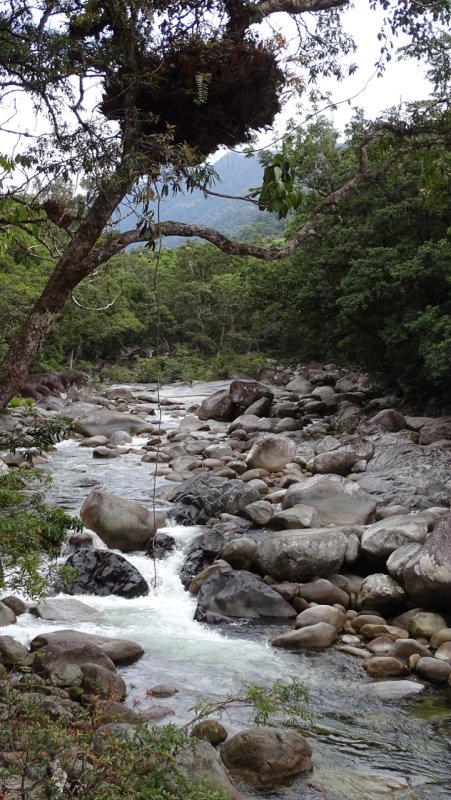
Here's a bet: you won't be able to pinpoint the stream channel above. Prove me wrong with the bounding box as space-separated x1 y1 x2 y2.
6 381 451 800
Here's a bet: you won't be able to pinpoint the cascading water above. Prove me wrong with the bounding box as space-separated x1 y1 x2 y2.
6 384 451 800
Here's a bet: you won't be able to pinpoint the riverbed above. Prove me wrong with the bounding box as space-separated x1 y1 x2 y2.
6 381 451 800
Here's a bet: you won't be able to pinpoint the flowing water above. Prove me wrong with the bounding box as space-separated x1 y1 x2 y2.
6 382 451 799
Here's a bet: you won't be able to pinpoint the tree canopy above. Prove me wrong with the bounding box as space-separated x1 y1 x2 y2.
0 0 450 408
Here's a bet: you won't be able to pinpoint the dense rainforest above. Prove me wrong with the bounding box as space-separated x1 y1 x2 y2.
1 115 450 400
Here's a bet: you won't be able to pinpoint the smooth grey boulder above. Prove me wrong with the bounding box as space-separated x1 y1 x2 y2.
173 739 243 800
361 515 428 566
220 727 312 788
403 513 451 611
197 390 236 422
0 635 30 666
80 488 165 552
0 601 16 626
370 409 406 432
272 622 338 649
32 641 117 678
228 415 274 434
355 438 450 509
419 418 451 445
29 629 144 665
298 578 349 608
244 500 274 525
254 528 348 582
80 663 127 700
108 430 133 446
229 380 273 409
386 543 422 584
310 450 359 476
285 376 312 395
179 528 239 588
282 474 376 526
246 433 296 473
365 680 425 699
414 657 451 683
168 473 260 525
220 538 258 570
271 504 318 529
73 410 154 437
63 548 149 599
30 598 99 622
357 574 406 614
194 568 296 624
294 604 346 631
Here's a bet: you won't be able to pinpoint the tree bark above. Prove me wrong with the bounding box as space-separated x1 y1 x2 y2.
0 174 131 410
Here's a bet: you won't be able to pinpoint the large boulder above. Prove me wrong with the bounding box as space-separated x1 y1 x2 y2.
179 529 237 588
285 376 313 395
30 629 144 665
197 390 236 422
271 622 338 650
310 450 359 476
220 727 312 788
246 433 296 473
229 380 273 409
168 473 260 525
73 410 154 437
254 528 348 582
357 574 406 614
360 515 428 566
282 474 376 527
355 437 451 509
80 488 165 552
63 548 149 598
403 513 451 611
172 739 243 800
30 598 99 622
194 568 296 624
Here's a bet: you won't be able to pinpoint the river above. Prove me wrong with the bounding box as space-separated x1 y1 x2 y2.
6 381 451 799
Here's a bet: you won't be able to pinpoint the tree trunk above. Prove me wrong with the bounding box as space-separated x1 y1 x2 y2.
0 175 130 411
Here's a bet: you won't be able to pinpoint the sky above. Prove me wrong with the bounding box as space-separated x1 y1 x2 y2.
1 2 435 171
249 2 433 150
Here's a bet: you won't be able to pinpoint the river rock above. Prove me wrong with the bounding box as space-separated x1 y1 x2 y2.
0 601 16 626
229 380 273 409
0 635 30 667
254 528 348 582
365 680 425 699
357 574 406 614
294 604 346 631
270 504 318 529
363 656 409 678
403 513 451 610
282 474 376 526
386 543 423 583
419 419 451 445
245 396 273 416
194 568 296 624
246 433 296 473
435 642 451 661
108 430 133 445
30 630 144 665
407 611 447 639
80 488 165 552
228 414 274 434
430 629 451 649
310 450 359 476
220 726 312 788
80 663 127 700
173 739 243 800
387 639 432 663
192 720 228 745
63 548 149 598
179 529 238 588
414 657 451 683
244 500 273 525
73 410 154 437
220 538 258 570
168 473 260 525
370 409 407 432
30 598 99 622
355 438 451 509
298 578 349 607
272 622 338 649
92 446 120 458
286 376 313 395
33 641 117 679
189 561 231 594
197 390 236 422
361 515 428 566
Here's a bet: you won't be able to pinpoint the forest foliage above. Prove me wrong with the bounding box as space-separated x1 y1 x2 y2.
1 112 450 398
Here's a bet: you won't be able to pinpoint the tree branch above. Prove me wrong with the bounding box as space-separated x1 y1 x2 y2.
256 0 349 19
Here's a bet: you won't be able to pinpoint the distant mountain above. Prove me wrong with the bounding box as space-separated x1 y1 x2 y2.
115 151 283 247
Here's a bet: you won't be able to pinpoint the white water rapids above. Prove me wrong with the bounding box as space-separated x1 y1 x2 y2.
5 382 451 799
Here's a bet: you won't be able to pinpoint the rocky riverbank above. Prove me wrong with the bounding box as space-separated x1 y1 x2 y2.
2 365 451 798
